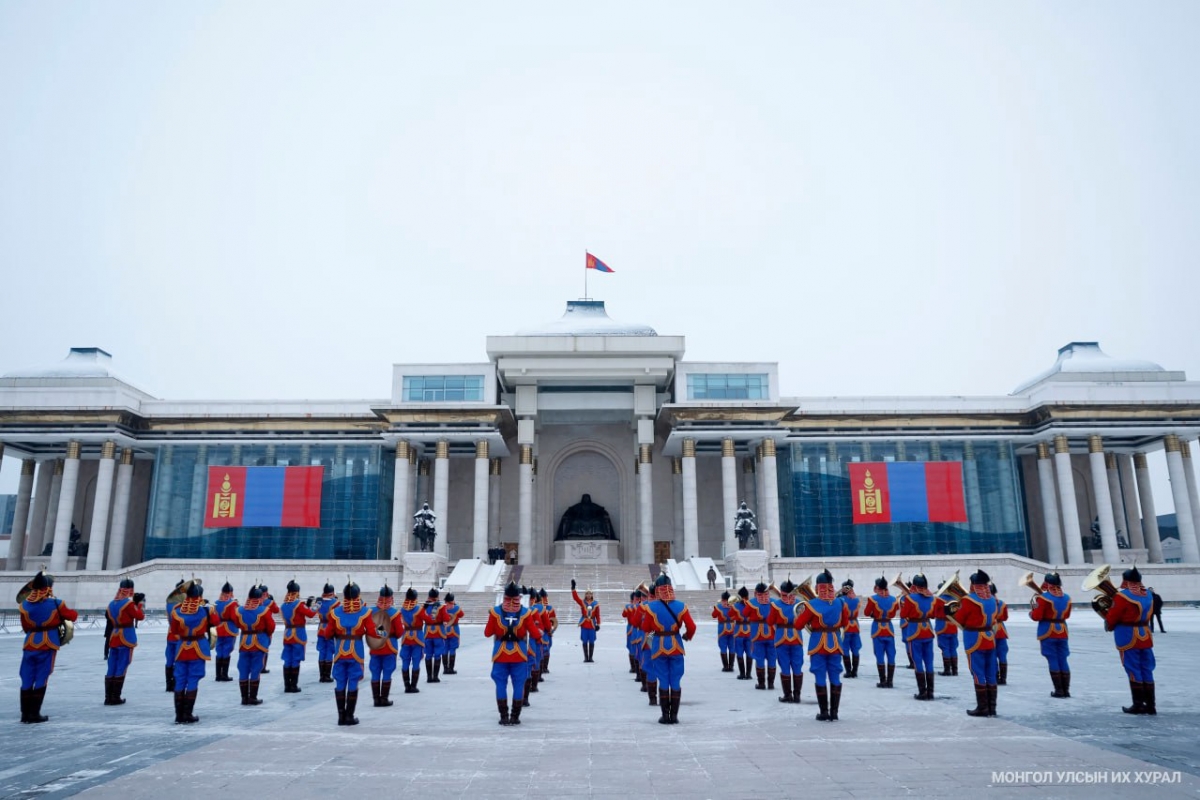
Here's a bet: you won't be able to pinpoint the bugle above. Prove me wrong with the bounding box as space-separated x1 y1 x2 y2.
1017 571 1042 598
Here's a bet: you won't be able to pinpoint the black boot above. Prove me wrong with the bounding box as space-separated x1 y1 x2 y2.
940 658 952 676
112 677 126 705
629 654 638 674
343 690 359 725
966 685 989 717
542 654 549 674
184 690 199 723
829 684 841 721
335 690 347 725
647 681 658 707
405 670 420 694
670 689 681 724
510 700 522 725
528 669 540 692
1123 680 1144 714
497 698 510 726
371 681 383 707
755 667 766 690
30 687 49 723
1061 671 1071 698
886 663 896 688
1143 682 1156 715
447 655 457 675
851 655 860 678
432 658 442 683
658 687 671 724
247 679 263 706
103 678 116 706
876 664 888 688
925 672 935 700
736 655 747 679
239 680 250 705
767 667 776 690
987 685 997 717
997 662 1008 686
380 681 394 707
217 658 233 682
522 680 531 707
174 691 187 724
165 665 176 692
425 658 435 683
639 669 647 691
843 656 853 677
319 661 334 684
950 656 959 676
19 689 32 723
913 671 927 700
792 673 803 703
814 686 830 721
1049 671 1065 698
778 675 793 703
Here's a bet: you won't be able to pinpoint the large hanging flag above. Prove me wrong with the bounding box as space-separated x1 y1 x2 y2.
585 252 614 273
848 462 967 524
204 466 324 528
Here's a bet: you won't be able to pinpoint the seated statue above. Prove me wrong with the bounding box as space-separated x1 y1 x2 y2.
555 493 617 540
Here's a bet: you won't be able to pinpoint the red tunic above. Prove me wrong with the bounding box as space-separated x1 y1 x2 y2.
368 608 406 656
283 600 318 646
484 605 544 663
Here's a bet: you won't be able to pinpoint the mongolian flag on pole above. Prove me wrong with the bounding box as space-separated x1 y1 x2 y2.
204 466 324 528
585 252 614 273
848 462 968 524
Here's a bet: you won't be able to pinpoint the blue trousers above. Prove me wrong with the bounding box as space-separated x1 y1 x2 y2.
734 637 751 657
968 648 998 685
491 661 529 701
653 654 686 690
995 638 1008 664
215 636 236 659
425 638 446 659
937 633 959 658
752 640 777 669
19 650 57 690
1040 638 1070 672
718 635 734 655
282 643 306 668
627 636 637 656
910 638 934 673
775 643 804 676
1119 647 1155 682
842 632 862 657
316 636 334 662
332 658 364 691
369 653 397 682
581 628 596 644
164 640 178 668
173 659 206 692
809 652 843 687
238 650 266 681
446 636 460 654
106 646 133 678
872 636 896 665
400 643 423 671
639 646 652 677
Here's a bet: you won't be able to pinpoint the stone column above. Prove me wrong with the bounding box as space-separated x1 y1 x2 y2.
107 448 135 570
49 441 82 571
1053 435 1085 564
1035 442 1064 566
1134 453 1164 563
432 440 450 559
6 459 36 570
488 458 501 548
408 449 419 518
1164 435 1200 562
42 458 65 558
85 441 118 570
721 438 738 559
518 445 533 565
638 445 654 564
1104 452 1129 552
1117 454 1145 551
754 446 765 527
681 438 699 561
25 460 54 561
390 441 412 560
473 441 490 559
761 439 780 557
1087 436 1121 564
1182 440 1200 546
672 457 684 560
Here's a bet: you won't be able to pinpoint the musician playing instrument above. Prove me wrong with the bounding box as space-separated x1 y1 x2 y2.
629 589 658 706
934 586 960 677
1029 571 1072 698
794 569 850 721
255 584 279 675
862 577 898 688
213 581 239 682
367 584 405 707
168 581 220 724
485 582 544 726
19 571 77 724
571 579 601 663
164 578 185 693
744 582 777 691
1104 565 1157 715
321 579 379 726
637 572 698 724
766 579 805 704
398 587 432 693
732 586 753 680
442 592 465 675
711 591 738 673
538 588 557 675
526 588 545 694
839 580 862 679
951 569 999 718
315 582 338 684
422 588 447 683
280 579 317 694
104 578 145 706
991 583 1009 685
223 585 275 706
899 574 944 701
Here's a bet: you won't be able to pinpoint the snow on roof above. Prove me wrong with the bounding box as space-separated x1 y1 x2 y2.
516 300 658 337
1012 342 1173 394
3 347 122 379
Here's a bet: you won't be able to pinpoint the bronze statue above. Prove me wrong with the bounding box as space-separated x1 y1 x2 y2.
555 494 617 540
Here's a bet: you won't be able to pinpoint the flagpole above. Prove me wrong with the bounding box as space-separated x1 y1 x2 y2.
584 250 588 300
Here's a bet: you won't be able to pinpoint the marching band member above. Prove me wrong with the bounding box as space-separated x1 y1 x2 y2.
423 588 447 683
485 582 544 725
794 570 850 721
712 591 738 673
168 580 220 724
623 591 640 674
571 579 601 663
952 570 999 718
767 579 805 704
733 586 753 680
104 578 144 706
280 579 317 693
1103 565 1157 715
19 571 77 724
321 579 379 726
164 578 185 693
745 582 777 692
863 577 898 689
839 580 862 679
935 586 960 678
398 587 431 693
1029 571 1072 698
224 585 275 706
315 582 338 684
442 592 465 675
368 584 405 707
539 588 557 675
526 588 544 692
637 573 697 724
991 583 1009 685
899 574 943 701
212 581 239 682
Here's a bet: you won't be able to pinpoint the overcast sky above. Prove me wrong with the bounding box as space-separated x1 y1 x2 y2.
2 2 1198 505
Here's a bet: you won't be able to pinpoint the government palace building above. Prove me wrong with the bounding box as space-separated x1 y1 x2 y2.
2 300 1200 604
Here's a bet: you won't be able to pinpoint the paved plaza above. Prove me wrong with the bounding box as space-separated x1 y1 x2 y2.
1 606 1198 799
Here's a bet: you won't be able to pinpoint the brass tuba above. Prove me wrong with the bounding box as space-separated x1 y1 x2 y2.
791 576 817 618
890 572 912 597
934 571 968 615
1082 564 1118 617
1017 571 1042 598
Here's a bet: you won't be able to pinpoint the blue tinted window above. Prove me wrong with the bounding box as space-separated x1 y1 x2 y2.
402 375 484 402
686 373 767 400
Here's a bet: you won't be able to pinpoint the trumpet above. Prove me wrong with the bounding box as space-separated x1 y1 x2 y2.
934 571 967 615
1017 571 1042 598
890 573 912 597
1082 564 1118 618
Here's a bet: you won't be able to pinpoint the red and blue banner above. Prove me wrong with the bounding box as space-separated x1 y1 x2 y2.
848 462 967 524
204 466 324 528
586 252 614 273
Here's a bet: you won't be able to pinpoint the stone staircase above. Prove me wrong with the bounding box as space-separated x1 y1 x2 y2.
514 564 656 592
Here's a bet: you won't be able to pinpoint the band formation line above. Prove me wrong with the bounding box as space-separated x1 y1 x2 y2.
15 562 1159 725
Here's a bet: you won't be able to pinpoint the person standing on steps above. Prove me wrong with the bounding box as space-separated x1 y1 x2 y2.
571 579 601 663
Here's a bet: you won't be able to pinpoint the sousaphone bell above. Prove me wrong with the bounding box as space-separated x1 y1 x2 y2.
1082 564 1118 618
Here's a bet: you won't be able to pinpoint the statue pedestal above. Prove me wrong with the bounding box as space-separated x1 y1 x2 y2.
727 549 770 587
553 539 622 565
403 552 448 588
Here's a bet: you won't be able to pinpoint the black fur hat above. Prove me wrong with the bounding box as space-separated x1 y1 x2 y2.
379 584 394 598
504 582 521 598
1122 565 1142 583
969 569 991 586
119 578 135 590
911 574 928 589
405 587 418 601
1043 572 1062 587
287 579 301 594
343 581 360 600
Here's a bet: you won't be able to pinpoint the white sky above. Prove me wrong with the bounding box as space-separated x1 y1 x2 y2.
2 2 1199 511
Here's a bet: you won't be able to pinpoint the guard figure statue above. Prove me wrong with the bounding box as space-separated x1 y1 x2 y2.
412 502 437 552
734 501 759 550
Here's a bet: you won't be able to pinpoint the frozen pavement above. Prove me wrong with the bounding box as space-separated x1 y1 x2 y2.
1 608 1199 799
